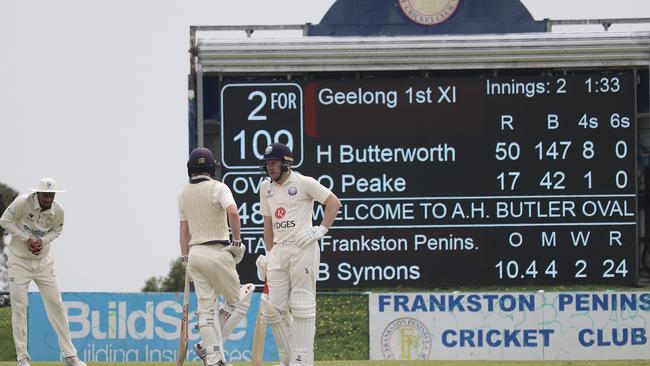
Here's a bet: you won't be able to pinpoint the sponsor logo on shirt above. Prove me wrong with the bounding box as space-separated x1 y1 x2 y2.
288 187 298 196
275 207 286 219
273 208 296 229
273 220 296 229
23 225 47 238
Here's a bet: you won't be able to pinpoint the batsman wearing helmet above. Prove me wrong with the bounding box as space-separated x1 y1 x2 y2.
0 178 86 366
178 147 254 366
256 143 341 366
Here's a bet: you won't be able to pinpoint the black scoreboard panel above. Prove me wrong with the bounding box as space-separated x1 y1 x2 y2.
217 71 638 287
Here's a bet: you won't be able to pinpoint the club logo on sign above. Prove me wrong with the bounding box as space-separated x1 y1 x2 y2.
398 0 460 25
275 207 287 219
381 317 432 360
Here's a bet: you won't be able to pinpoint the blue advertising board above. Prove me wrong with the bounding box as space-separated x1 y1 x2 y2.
28 292 277 362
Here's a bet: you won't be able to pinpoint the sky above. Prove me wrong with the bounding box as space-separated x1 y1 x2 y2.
0 0 649 292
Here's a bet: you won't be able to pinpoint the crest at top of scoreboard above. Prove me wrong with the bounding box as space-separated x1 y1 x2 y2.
398 0 460 25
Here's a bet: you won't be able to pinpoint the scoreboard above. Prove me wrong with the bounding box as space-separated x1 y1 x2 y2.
217 71 638 287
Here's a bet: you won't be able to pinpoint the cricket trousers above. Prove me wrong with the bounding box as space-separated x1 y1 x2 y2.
7 253 77 361
188 243 242 310
266 240 319 312
267 240 320 366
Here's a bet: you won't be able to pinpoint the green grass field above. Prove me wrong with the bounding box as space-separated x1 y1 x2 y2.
0 307 13 361
0 362 649 366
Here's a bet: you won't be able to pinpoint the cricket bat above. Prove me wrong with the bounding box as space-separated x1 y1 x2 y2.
176 269 191 366
251 281 269 366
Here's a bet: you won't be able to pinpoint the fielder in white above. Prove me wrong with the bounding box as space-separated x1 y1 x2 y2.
0 178 86 366
178 147 254 366
256 143 341 366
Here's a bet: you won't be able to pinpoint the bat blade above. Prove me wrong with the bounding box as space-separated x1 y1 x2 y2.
251 281 269 366
176 269 190 366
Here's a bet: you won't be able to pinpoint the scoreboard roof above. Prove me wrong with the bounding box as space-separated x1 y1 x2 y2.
195 31 650 73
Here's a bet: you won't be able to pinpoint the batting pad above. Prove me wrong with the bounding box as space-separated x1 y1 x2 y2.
193 342 208 366
261 293 292 364
198 308 226 364
290 288 316 365
219 283 255 339
255 254 267 281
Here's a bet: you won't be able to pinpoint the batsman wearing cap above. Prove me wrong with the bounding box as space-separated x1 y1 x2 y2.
256 143 341 366
178 147 254 366
0 178 86 366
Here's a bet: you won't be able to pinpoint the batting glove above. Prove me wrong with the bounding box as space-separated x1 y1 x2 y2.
225 243 246 264
255 254 267 281
297 225 328 248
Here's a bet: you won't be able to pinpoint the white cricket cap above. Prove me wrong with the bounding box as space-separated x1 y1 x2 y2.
30 177 66 193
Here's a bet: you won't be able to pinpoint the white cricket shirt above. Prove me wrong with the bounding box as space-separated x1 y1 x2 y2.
0 193 64 259
260 171 331 244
